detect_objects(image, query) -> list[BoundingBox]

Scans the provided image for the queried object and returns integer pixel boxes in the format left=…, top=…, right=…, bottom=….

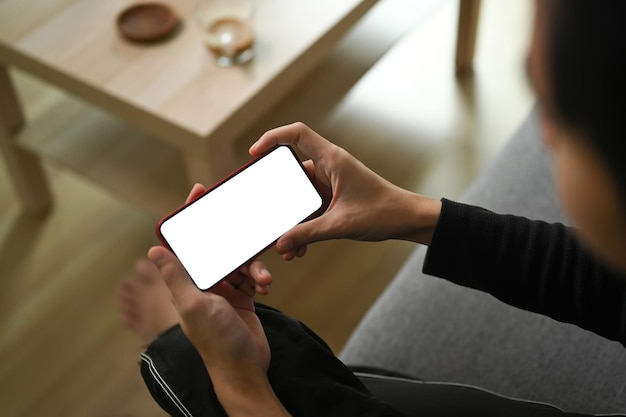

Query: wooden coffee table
left=0, top=0, right=377, bottom=216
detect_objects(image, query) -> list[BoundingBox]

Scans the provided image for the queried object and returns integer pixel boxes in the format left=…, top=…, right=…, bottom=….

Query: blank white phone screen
left=159, top=146, right=322, bottom=290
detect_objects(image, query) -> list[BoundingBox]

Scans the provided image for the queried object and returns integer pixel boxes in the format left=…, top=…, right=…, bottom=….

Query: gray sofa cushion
left=340, top=110, right=626, bottom=414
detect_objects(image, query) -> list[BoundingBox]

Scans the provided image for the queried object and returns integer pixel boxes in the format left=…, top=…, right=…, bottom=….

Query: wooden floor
left=0, top=1, right=533, bottom=416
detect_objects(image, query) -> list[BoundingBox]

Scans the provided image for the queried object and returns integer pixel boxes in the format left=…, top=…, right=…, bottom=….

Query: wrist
left=399, top=193, right=442, bottom=245
left=207, top=362, right=291, bottom=417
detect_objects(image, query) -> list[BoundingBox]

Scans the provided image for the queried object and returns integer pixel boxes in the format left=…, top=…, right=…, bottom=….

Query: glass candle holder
left=194, top=0, right=255, bottom=66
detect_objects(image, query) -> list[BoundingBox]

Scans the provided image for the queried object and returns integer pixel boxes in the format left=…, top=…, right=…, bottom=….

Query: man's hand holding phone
left=152, top=183, right=272, bottom=367
left=147, top=183, right=290, bottom=416
left=249, top=122, right=443, bottom=261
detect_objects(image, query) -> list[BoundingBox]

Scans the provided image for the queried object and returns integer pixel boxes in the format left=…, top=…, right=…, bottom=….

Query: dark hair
left=544, top=0, right=626, bottom=207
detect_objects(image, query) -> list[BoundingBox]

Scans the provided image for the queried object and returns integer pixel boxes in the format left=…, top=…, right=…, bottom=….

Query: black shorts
left=140, top=303, right=584, bottom=417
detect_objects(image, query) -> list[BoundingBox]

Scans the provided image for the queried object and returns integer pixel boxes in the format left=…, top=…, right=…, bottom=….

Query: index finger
left=249, top=122, right=332, bottom=162
left=148, top=246, right=199, bottom=304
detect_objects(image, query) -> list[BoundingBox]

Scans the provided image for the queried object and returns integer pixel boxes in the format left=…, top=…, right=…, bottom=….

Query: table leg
left=0, top=65, right=52, bottom=214
left=182, top=142, right=237, bottom=188
left=455, top=0, right=482, bottom=75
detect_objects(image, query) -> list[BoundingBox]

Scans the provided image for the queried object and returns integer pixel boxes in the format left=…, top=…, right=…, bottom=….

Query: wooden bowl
left=117, top=3, right=178, bottom=42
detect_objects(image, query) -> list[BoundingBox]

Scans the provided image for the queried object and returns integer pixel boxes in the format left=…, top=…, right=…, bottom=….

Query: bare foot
left=118, top=258, right=179, bottom=343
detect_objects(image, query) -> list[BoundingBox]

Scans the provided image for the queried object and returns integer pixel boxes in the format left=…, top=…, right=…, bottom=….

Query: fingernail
left=249, top=142, right=257, bottom=154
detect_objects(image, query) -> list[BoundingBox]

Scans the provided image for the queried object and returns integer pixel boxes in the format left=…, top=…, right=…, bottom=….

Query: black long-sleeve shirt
left=424, top=199, right=626, bottom=346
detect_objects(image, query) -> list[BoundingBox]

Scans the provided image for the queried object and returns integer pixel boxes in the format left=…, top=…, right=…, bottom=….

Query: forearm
left=423, top=199, right=626, bottom=343
left=206, top=361, right=292, bottom=417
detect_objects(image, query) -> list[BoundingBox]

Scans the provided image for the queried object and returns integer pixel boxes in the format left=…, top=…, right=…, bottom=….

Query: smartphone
left=157, top=145, right=323, bottom=290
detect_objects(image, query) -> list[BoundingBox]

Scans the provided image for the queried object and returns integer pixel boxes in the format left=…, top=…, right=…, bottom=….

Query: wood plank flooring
left=0, top=1, right=533, bottom=416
